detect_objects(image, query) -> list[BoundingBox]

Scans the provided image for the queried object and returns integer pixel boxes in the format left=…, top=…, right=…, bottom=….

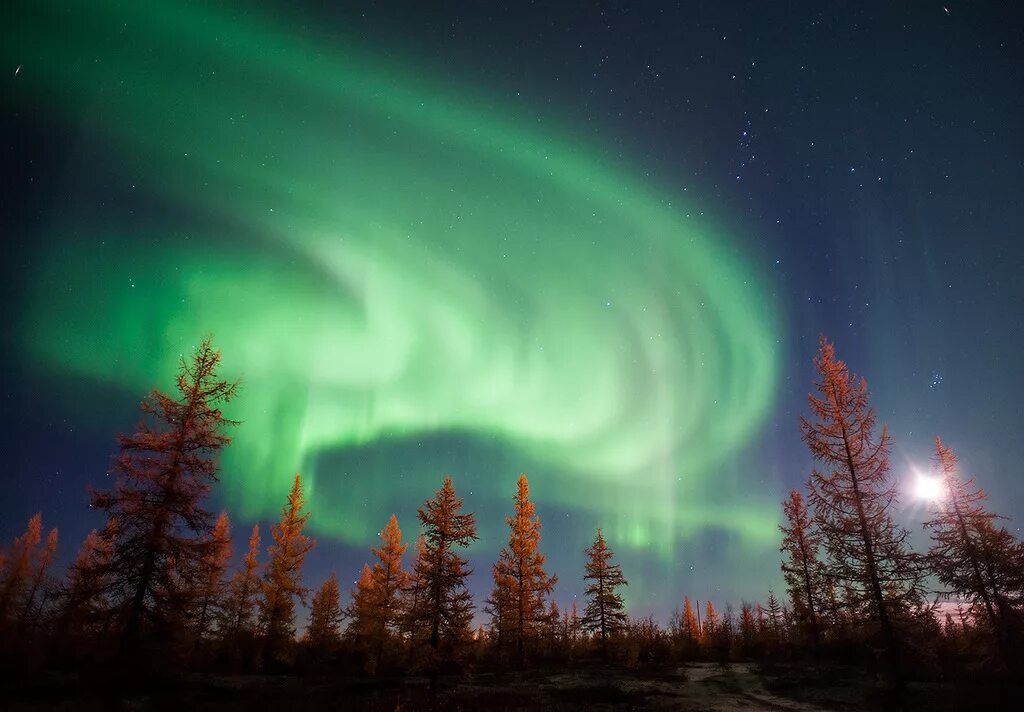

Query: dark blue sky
left=3, top=1, right=1023, bottom=622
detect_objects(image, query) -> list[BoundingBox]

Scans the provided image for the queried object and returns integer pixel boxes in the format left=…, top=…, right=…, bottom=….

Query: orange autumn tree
left=0, top=514, right=58, bottom=638
left=17, top=524, right=58, bottom=636
left=801, top=336, right=926, bottom=669
left=54, top=524, right=115, bottom=653
left=192, top=511, right=231, bottom=647
left=365, top=514, right=408, bottom=670
left=0, top=513, right=44, bottom=627
left=223, top=524, right=260, bottom=644
left=91, top=336, right=238, bottom=658
left=492, top=474, right=557, bottom=665
left=677, top=595, right=700, bottom=658
left=259, top=473, right=315, bottom=666
left=924, top=436, right=1024, bottom=663
left=305, top=572, right=343, bottom=654
left=347, top=563, right=376, bottom=653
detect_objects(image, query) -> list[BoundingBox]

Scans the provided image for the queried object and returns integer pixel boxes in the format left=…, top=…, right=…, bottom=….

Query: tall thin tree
left=405, top=476, right=477, bottom=659
left=679, top=595, right=700, bottom=658
left=801, top=336, right=925, bottom=667
left=581, top=528, right=628, bottom=657
left=780, top=489, right=824, bottom=645
left=0, top=513, right=44, bottom=627
left=347, top=563, right=377, bottom=654
left=924, top=436, right=1024, bottom=662
left=305, top=572, right=343, bottom=654
left=91, top=336, right=238, bottom=657
left=492, top=474, right=557, bottom=665
left=223, top=524, right=260, bottom=643
left=259, top=473, right=315, bottom=666
left=192, top=511, right=232, bottom=647
left=54, top=521, right=117, bottom=650
left=16, top=525, right=58, bottom=636
left=485, top=565, right=514, bottom=660
left=366, top=514, right=408, bottom=670
left=702, top=600, right=720, bottom=649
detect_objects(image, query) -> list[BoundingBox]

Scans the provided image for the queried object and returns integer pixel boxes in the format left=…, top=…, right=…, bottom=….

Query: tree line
left=0, top=336, right=1021, bottom=683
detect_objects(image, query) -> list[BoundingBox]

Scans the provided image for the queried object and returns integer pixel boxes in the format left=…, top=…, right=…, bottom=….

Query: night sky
left=3, top=0, right=1022, bottom=623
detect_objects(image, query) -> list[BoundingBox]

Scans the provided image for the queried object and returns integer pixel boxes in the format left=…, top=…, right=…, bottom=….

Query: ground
left=4, top=662, right=1021, bottom=710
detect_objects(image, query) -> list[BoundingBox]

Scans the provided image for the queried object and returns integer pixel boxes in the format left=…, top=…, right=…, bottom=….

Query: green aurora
left=7, top=1, right=780, bottom=581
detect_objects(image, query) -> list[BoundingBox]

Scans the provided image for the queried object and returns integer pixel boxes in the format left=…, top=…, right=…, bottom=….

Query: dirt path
left=451, top=662, right=846, bottom=710
left=673, top=662, right=837, bottom=711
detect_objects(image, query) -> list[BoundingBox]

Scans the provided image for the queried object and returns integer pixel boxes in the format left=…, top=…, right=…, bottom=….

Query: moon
left=914, top=473, right=944, bottom=502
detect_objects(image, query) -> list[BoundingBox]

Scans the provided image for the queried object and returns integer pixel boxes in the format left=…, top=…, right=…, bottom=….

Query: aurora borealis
left=4, top=1, right=1023, bottom=619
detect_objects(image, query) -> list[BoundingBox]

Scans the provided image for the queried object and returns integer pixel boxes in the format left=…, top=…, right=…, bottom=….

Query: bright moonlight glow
left=914, top=474, right=945, bottom=502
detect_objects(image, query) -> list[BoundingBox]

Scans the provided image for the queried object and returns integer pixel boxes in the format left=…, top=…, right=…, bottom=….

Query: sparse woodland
left=1, top=336, right=1023, bottom=706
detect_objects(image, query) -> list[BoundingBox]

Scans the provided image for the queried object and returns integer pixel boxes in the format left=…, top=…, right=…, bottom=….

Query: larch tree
left=485, top=563, right=514, bottom=658
left=55, top=525, right=115, bottom=649
left=755, top=603, right=772, bottom=651
left=405, top=475, right=477, bottom=659
left=581, top=528, right=627, bottom=657
left=259, top=473, right=316, bottom=666
left=702, top=600, right=720, bottom=645
left=679, top=595, right=701, bottom=657
left=545, top=599, right=561, bottom=654
left=90, top=336, right=238, bottom=656
left=346, top=563, right=376, bottom=656
left=765, top=590, right=784, bottom=641
left=739, top=602, right=758, bottom=655
left=366, top=514, right=408, bottom=670
left=924, top=436, right=1024, bottom=662
left=822, top=577, right=847, bottom=633
left=16, top=525, right=59, bottom=635
left=780, top=489, right=824, bottom=645
left=0, top=513, right=43, bottom=626
left=492, top=475, right=557, bottom=665
left=565, top=597, right=580, bottom=651
left=801, top=336, right=925, bottom=665
left=223, top=524, right=260, bottom=642
left=305, top=572, right=343, bottom=652
left=192, top=511, right=232, bottom=646
left=400, top=535, right=428, bottom=646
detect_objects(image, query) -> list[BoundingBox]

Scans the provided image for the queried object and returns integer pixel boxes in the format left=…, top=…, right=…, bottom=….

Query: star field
left=2, top=0, right=1023, bottom=621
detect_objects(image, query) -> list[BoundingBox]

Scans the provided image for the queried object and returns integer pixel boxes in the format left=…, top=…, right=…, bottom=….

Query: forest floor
left=4, top=661, right=1021, bottom=710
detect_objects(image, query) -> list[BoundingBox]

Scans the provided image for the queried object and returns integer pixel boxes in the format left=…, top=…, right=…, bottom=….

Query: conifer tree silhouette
left=780, top=489, right=824, bottom=645
left=405, top=476, right=477, bottom=662
left=924, top=436, right=1024, bottom=664
left=581, top=528, right=627, bottom=657
left=223, top=524, right=260, bottom=645
left=802, top=337, right=925, bottom=672
left=91, top=336, right=238, bottom=660
left=192, top=511, right=231, bottom=648
left=305, top=572, right=343, bottom=654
